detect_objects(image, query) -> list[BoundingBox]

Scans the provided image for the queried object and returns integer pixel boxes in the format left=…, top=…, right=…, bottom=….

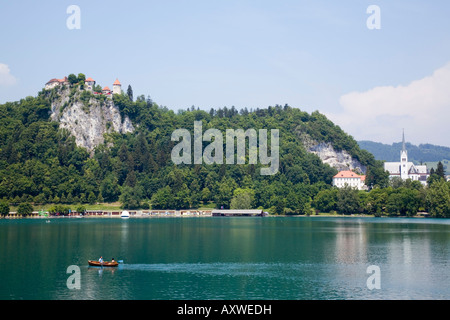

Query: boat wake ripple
left=119, top=262, right=304, bottom=278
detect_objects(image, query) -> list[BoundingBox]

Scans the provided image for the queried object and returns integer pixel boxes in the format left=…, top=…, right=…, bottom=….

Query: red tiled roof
left=334, top=170, right=365, bottom=180
left=85, top=77, right=95, bottom=82
left=46, top=77, right=68, bottom=84
left=46, top=78, right=59, bottom=84
left=103, top=86, right=111, bottom=91
left=113, top=78, right=121, bottom=85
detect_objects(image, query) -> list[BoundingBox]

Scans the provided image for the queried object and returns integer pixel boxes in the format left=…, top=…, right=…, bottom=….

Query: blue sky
left=1, top=1, right=450, bottom=147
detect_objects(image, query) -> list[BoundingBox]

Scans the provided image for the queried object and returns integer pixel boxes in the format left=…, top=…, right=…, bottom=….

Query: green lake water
left=0, top=216, right=449, bottom=300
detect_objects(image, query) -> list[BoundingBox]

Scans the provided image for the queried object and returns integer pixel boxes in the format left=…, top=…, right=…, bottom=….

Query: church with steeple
left=384, top=130, right=429, bottom=185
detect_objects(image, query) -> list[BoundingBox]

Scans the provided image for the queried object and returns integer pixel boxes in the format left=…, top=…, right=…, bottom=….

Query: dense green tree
left=336, top=186, right=361, bottom=214
left=68, top=74, right=77, bottom=85
left=0, top=202, right=9, bottom=217
left=189, top=179, right=201, bottom=208
left=66, top=192, right=74, bottom=204
left=127, top=85, right=133, bottom=102
left=17, top=202, right=33, bottom=216
left=201, top=187, right=211, bottom=204
left=93, top=84, right=103, bottom=93
left=427, top=173, right=442, bottom=186
left=120, top=186, right=143, bottom=209
left=366, top=188, right=389, bottom=216
left=365, top=161, right=390, bottom=188
left=100, top=174, right=120, bottom=202
left=436, top=161, right=446, bottom=180
left=49, top=204, right=71, bottom=215
left=151, top=186, right=174, bottom=210
left=77, top=73, right=86, bottom=84
left=230, top=188, right=255, bottom=209
left=214, top=177, right=238, bottom=209
left=312, top=188, right=338, bottom=213
left=79, top=193, right=87, bottom=204
left=124, top=170, right=137, bottom=188
left=426, top=179, right=450, bottom=218
left=272, top=196, right=286, bottom=215
left=285, top=193, right=312, bottom=215
left=174, top=184, right=191, bottom=209
left=88, top=192, right=97, bottom=205
left=386, top=188, right=420, bottom=216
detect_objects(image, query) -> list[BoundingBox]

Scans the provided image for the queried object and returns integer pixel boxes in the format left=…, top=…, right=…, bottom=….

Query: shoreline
left=1, top=213, right=439, bottom=220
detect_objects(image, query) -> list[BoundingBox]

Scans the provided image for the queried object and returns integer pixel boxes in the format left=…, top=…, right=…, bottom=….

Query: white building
left=113, top=78, right=122, bottom=95
left=384, top=131, right=429, bottom=185
left=333, top=170, right=367, bottom=190
left=85, top=77, right=96, bottom=91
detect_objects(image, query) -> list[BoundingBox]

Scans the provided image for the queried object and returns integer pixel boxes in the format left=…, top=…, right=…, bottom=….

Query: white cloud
left=326, top=62, right=450, bottom=147
left=0, top=63, right=17, bottom=86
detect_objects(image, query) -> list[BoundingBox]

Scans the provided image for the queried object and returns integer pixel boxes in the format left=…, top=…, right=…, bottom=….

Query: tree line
left=0, top=79, right=448, bottom=218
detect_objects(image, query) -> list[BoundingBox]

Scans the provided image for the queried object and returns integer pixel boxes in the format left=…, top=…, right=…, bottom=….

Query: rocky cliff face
left=49, top=87, right=134, bottom=152
left=299, top=132, right=366, bottom=174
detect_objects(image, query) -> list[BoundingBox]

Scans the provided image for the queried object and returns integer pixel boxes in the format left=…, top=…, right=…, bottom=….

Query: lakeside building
left=332, top=170, right=367, bottom=190
left=211, top=209, right=267, bottom=217
left=383, top=131, right=429, bottom=185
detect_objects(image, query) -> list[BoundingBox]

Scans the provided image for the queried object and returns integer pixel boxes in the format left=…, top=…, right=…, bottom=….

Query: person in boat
left=111, top=258, right=115, bottom=263
left=99, top=256, right=103, bottom=263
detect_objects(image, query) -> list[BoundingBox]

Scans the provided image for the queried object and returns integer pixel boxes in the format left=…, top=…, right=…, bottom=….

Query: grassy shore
left=9, top=201, right=219, bottom=213
left=10, top=202, right=123, bottom=212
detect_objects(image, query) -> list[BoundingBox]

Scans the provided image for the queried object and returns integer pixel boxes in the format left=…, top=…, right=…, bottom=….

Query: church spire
left=400, top=129, right=408, bottom=179
left=402, top=129, right=406, bottom=152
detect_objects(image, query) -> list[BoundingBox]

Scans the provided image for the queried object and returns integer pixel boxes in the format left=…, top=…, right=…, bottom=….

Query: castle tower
left=113, top=78, right=122, bottom=95
left=85, top=77, right=96, bottom=91
left=400, top=129, right=408, bottom=180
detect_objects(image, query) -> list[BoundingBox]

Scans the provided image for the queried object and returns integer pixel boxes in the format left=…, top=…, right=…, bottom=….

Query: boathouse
left=211, top=209, right=266, bottom=217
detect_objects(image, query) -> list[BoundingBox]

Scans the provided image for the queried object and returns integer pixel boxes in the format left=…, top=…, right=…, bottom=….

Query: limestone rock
left=299, top=132, right=366, bottom=174
left=49, top=87, right=134, bottom=152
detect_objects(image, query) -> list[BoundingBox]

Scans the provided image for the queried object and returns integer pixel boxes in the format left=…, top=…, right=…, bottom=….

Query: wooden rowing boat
left=88, top=260, right=119, bottom=267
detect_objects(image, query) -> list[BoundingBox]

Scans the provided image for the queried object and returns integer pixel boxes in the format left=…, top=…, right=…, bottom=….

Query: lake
left=0, top=216, right=449, bottom=300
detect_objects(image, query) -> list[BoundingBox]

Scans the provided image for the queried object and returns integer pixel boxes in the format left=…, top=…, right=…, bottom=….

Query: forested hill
left=0, top=76, right=386, bottom=211
left=358, top=140, right=450, bottom=163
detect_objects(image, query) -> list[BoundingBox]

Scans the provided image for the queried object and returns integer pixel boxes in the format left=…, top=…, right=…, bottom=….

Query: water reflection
left=333, top=220, right=368, bottom=264
left=87, top=266, right=120, bottom=276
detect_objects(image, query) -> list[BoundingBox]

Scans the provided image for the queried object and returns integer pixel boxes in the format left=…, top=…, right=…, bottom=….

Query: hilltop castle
left=44, top=76, right=69, bottom=89
left=384, top=131, right=429, bottom=185
left=45, top=76, right=122, bottom=97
